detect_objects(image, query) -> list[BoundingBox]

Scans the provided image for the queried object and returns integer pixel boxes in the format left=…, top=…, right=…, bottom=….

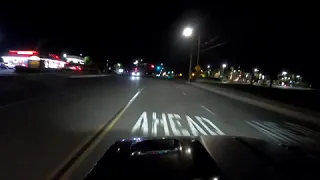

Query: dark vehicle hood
left=85, top=136, right=320, bottom=180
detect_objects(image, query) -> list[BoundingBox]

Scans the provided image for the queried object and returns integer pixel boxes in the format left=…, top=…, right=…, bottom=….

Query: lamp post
left=220, top=63, right=227, bottom=78
left=182, top=27, right=194, bottom=82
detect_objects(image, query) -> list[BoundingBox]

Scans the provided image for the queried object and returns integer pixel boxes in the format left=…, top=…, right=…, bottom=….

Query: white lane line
left=200, top=105, right=216, bottom=116
left=246, top=121, right=282, bottom=144
left=182, top=92, right=187, bottom=96
left=261, top=122, right=297, bottom=144
left=285, top=122, right=319, bottom=136
left=250, top=121, right=292, bottom=143
left=46, top=88, right=143, bottom=180
left=265, top=122, right=307, bottom=144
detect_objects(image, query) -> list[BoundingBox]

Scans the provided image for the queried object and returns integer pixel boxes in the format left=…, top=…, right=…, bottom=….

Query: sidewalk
left=190, top=81, right=320, bottom=124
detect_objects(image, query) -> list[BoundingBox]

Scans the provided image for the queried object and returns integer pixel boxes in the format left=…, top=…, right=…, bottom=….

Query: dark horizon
left=0, top=2, right=318, bottom=84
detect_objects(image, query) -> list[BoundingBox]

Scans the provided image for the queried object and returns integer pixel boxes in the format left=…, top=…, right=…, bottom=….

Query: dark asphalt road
left=1, top=75, right=320, bottom=180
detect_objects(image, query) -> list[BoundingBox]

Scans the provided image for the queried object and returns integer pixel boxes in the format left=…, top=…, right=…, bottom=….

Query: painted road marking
left=285, top=122, right=320, bottom=137
left=182, top=92, right=187, bottom=96
left=200, top=105, right=216, bottom=116
left=47, top=88, right=143, bottom=180
left=131, top=112, right=224, bottom=136
left=246, top=120, right=317, bottom=145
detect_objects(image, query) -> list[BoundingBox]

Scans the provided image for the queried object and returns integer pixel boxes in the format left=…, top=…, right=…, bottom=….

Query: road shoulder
left=190, top=82, right=320, bottom=124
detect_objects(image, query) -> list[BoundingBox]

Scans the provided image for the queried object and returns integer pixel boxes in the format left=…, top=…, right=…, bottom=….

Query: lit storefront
left=1, top=50, right=66, bottom=70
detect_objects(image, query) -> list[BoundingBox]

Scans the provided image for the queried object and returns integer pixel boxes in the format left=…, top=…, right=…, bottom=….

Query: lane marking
left=200, top=105, right=216, bottom=116
left=47, top=88, right=143, bottom=180
left=246, top=121, right=282, bottom=143
left=132, top=112, right=225, bottom=137
left=182, top=92, right=187, bottom=96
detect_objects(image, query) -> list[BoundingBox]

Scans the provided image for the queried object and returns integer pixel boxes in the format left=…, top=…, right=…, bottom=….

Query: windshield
left=0, top=2, right=319, bottom=180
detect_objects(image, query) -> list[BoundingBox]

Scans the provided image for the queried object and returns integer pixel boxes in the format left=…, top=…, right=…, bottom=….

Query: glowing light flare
left=1, top=56, right=29, bottom=63
left=66, top=57, right=84, bottom=64
left=29, top=56, right=40, bottom=60
left=9, top=50, right=38, bottom=55
left=182, top=27, right=193, bottom=37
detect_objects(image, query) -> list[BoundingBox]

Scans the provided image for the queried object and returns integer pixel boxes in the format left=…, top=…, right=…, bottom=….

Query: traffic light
left=156, top=66, right=161, bottom=70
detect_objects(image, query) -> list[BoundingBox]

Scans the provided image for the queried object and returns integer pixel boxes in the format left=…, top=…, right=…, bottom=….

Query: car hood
left=85, top=136, right=320, bottom=180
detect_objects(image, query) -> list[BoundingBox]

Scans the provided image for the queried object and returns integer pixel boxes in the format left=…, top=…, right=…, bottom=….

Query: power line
left=200, top=41, right=228, bottom=53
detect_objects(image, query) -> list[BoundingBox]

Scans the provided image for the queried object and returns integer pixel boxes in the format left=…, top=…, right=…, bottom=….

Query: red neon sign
left=9, top=50, right=38, bottom=56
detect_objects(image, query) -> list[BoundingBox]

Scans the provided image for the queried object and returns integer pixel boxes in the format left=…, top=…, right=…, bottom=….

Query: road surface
left=1, top=75, right=320, bottom=180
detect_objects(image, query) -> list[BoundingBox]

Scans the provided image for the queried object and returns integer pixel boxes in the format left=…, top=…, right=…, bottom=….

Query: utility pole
left=196, top=36, right=200, bottom=66
left=188, top=51, right=193, bottom=82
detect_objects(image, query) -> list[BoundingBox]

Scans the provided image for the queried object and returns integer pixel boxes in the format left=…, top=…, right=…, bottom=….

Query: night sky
left=0, top=2, right=319, bottom=85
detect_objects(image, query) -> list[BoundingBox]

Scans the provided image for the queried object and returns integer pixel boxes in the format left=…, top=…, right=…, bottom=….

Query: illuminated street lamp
left=220, top=63, right=227, bottom=78
left=182, top=27, right=193, bottom=37
left=254, top=68, right=259, bottom=72
left=296, top=75, right=301, bottom=78
left=207, top=65, right=211, bottom=68
left=133, top=60, right=138, bottom=65
left=282, top=71, right=287, bottom=75
left=182, top=26, right=194, bottom=82
left=63, top=53, right=67, bottom=58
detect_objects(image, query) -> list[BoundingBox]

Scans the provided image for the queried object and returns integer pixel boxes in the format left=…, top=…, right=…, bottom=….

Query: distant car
left=132, top=71, right=140, bottom=76
left=69, top=65, right=82, bottom=71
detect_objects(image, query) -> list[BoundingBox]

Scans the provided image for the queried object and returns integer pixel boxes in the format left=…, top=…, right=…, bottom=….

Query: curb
left=190, top=82, right=320, bottom=124
left=69, top=74, right=110, bottom=78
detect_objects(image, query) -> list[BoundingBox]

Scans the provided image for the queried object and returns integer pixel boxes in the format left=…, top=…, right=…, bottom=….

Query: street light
left=63, top=53, right=67, bottom=58
left=282, top=71, right=287, bottom=75
left=207, top=65, right=211, bottom=68
left=220, top=63, right=227, bottom=78
left=182, top=27, right=193, bottom=37
left=254, top=68, right=259, bottom=72
left=133, top=60, right=138, bottom=65
left=182, top=26, right=194, bottom=82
